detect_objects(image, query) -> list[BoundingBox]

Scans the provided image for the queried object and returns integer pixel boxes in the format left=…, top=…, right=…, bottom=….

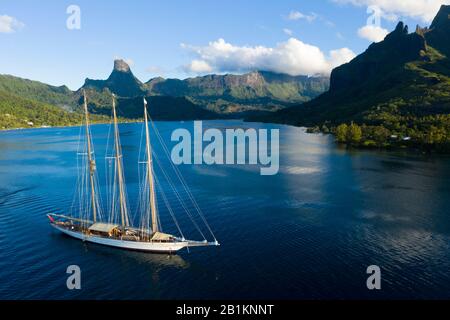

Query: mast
left=83, top=90, right=97, bottom=223
left=112, top=94, right=128, bottom=229
left=144, top=98, right=159, bottom=233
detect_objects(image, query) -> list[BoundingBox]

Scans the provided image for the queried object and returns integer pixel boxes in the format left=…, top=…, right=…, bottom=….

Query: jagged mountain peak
left=261, top=5, right=450, bottom=130
left=430, top=4, right=450, bottom=29
left=329, top=18, right=427, bottom=91
left=394, top=21, right=408, bottom=34
left=80, top=62, right=329, bottom=111
left=82, top=60, right=143, bottom=97
left=425, top=5, right=450, bottom=56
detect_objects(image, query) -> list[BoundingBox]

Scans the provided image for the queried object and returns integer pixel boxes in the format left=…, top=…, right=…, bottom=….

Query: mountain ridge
left=83, top=59, right=144, bottom=98
left=251, top=5, right=450, bottom=150
left=0, top=74, right=76, bottom=109
left=81, top=59, right=329, bottom=114
left=1, top=60, right=329, bottom=128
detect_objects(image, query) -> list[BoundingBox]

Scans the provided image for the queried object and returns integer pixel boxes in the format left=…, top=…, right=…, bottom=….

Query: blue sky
left=0, top=0, right=447, bottom=89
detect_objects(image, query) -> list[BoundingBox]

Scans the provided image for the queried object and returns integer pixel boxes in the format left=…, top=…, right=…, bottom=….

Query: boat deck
left=52, top=220, right=177, bottom=243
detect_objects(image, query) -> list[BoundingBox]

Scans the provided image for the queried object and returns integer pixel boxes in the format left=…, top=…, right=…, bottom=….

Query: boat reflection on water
left=77, top=241, right=191, bottom=284
left=123, top=250, right=190, bottom=269
left=80, top=240, right=190, bottom=269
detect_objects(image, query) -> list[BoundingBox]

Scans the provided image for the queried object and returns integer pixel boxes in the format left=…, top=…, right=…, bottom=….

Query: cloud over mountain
left=181, top=38, right=356, bottom=76
left=358, top=25, right=389, bottom=42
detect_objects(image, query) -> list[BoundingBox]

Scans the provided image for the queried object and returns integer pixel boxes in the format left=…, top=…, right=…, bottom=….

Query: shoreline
left=245, top=119, right=450, bottom=155
left=0, top=119, right=142, bottom=133
left=2, top=119, right=449, bottom=156
left=0, top=117, right=246, bottom=133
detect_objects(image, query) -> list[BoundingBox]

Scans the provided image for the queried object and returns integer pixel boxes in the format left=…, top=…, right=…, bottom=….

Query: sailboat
left=48, top=91, right=219, bottom=253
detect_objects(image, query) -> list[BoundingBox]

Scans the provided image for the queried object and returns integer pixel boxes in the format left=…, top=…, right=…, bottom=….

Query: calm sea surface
left=1, top=120, right=450, bottom=299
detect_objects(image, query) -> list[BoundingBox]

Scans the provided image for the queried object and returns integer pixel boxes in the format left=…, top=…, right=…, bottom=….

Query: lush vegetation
left=0, top=90, right=107, bottom=130
left=262, top=6, right=450, bottom=153
left=304, top=52, right=450, bottom=152
left=308, top=116, right=450, bottom=152
left=0, top=74, right=76, bottom=108
left=83, top=60, right=329, bottom=115
left=0, top=58, right=330, bottom=130
left=146, top=71, right=329, bottom=114
left=2, top=6, right=450, bottom=145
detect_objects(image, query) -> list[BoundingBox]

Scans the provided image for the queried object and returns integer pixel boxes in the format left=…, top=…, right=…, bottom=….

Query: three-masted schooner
left=48, top=91, right=219, bottom=253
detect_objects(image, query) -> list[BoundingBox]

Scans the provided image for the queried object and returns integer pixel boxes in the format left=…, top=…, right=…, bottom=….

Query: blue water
left=1, top=120, right=450, bottom=299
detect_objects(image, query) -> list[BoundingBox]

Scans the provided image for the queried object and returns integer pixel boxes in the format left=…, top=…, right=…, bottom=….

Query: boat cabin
left=88, top=223, right=119, bottom=237
left=151, top=231, right=175, bottom=242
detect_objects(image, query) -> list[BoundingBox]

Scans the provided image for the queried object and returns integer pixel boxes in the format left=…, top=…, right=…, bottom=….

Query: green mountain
left=258, top=5, right=450, bottom=150
left=0, top=74, right=76, bottom=109
left=145, top=71, right=329, bottom=113
left=0, top=57, right=329, bottom=128
left=78, top=89, right=218, bottom=120
left=0, top=60, right=220, bottom=126
left=0, top=89, right=106, bottom=130
left=77, top=87, right=220, bottom=121
left=83, top=59, right=144, bottom=98
left=81, top=59, right=328, bottom=115
left=114, top=96, right=218, bottom=120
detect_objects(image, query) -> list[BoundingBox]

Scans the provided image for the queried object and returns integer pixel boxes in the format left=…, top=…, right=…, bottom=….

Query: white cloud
left=357, top=25, right=389, bottom=42
left=333, top=0, right=450, bottom=23
left=181, top=38, right=356, bottom=76
left=283, top=28, right=293, bottom=36
left=286, top=10, right=335, bottom=28
left=324, top=19, right=336, bottom=28
left=0, top=15, right=24, bottom=33
left=329, top=48, right=357, bottom=69
left=114, top=56, right=134, bottom=67
left=184, top=59, right=213, bottom=73
left=125, top=58, right=134, bottom=67
left=287, top=10, right=317, bottom=22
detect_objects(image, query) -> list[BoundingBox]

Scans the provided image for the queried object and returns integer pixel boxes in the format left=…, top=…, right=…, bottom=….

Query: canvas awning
left=88, top=223, right=119, bottom=234
left=151, top=232, right=174, bottom=241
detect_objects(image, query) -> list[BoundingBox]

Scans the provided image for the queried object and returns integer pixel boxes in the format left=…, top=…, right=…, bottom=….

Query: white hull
left=51, top=224, right=201, bottom=253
